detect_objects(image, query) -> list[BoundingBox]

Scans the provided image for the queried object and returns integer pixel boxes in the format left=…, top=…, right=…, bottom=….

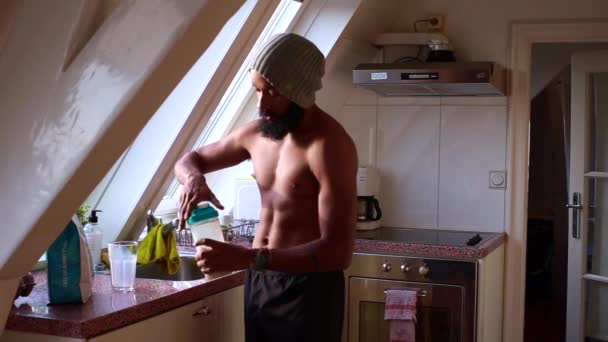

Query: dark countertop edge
left=6, top=271, right=247, bottom=339
left=7, top=234, right=506, bottom=338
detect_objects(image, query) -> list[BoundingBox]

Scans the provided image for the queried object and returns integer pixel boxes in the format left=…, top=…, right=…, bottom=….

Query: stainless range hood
left=352, top=62, right=505, bottom=96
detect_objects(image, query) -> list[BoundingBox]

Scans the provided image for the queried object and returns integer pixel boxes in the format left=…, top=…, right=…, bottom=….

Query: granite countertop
left=7, top=231, right=505, bottom=338
left=354, top=230, right=506, bottom=260
left=7, top=270, right=246, bottom=338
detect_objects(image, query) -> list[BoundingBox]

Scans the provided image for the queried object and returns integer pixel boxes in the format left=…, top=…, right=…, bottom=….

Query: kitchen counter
left=6, top=270, right=245, bottom=339
left=6, top=230, right=505, bottom=338
left=354, top=228, right=506, bottom=260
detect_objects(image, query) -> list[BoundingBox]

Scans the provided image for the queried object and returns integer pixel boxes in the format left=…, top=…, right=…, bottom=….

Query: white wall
left=329, top=0, right=608, bottom=231
left=396, top=0, right=608, bottom=66
left=316, top=0, right=407, bottom=115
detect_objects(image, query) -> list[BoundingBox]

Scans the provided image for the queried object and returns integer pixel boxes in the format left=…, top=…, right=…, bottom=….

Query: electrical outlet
left=489, top=170, right=507, bottom=189
left=428, top=15, right=444, bottom=31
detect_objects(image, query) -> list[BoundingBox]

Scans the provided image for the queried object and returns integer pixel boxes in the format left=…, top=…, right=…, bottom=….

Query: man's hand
left=178, top=174, right=224, bottom=229
left=194, top=239, right=252, bottom=273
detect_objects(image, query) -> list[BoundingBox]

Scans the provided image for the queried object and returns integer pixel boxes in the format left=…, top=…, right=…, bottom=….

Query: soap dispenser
left=84, top=210, right=103, bottom=266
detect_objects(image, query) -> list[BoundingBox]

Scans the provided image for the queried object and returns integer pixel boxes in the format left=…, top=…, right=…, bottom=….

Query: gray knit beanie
left=250, top=33, right=325, bottom=108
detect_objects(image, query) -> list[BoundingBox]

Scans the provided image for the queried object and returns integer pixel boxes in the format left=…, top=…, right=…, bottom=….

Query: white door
left=567, top=50, right=608, bottom=342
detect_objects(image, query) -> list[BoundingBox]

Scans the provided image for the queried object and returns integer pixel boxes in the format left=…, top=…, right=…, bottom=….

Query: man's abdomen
left=254, top=196, right=320, bottom=249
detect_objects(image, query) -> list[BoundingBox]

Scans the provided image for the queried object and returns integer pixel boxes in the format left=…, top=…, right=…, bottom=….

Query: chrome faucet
left=146, top=210, right=156, bottom=233
left=146, top=210, right=180, bottom=234
left=146, top=210, right=191, bottom=245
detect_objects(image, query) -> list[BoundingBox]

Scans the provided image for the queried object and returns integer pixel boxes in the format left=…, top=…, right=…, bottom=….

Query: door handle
left=566, top=192, right=583, bottom=239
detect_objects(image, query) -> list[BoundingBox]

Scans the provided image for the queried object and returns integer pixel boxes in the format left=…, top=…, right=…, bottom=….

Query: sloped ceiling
left=0, top=0, right=244, bottom=278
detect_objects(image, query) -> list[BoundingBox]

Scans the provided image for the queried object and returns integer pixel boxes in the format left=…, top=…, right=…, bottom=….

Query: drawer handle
left=193, top=306, right=212, bottom=317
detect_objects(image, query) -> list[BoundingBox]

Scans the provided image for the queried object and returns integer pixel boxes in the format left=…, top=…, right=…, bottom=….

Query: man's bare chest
left=248, top=142, right=319, bottom=200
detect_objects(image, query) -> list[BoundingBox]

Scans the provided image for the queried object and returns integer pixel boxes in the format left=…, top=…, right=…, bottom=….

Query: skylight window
left=81, top=0, right=303, bottom=246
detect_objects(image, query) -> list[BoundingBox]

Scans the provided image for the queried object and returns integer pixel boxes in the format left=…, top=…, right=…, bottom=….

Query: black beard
left=258, top=102, right=305, bottom=140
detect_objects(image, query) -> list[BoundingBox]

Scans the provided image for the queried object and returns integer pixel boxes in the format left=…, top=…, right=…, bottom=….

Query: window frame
left=165, top=0, right=305, bottom=199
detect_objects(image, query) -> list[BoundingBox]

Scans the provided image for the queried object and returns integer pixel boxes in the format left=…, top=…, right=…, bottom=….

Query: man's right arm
left=174, top=123, right=254, bottom=227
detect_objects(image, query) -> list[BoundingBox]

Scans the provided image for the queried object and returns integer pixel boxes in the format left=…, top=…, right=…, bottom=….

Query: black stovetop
left=355, top=227, right=496, bottom=247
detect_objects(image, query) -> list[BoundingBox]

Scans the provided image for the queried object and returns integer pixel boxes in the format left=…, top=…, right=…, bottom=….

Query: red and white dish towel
left=384, top=289, right=418, bottom=342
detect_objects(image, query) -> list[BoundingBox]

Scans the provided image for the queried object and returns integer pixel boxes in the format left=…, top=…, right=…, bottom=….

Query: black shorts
left=244, top=270, right=345, bottom=342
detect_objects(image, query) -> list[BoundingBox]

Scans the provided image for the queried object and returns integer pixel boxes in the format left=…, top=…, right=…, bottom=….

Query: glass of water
left=108, top=241, right=138, bottom=292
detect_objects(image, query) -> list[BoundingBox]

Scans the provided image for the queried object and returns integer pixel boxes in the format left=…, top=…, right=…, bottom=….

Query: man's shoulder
left=307, top=113, right=358, bottom=180
left=234, top=120, right=260, bottom=135
left=316, top=112, right=355, bottom=149
left=308, top=112, right=357, bottom=163
left=230, top=120, right=262, bottom=142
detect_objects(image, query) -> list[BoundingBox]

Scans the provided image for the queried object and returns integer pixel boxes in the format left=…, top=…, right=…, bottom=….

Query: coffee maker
left=356, top=167, right=382, bottom=230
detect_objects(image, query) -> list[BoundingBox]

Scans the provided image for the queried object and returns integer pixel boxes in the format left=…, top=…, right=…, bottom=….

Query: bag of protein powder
left=47, top=215, right=94, bottom=304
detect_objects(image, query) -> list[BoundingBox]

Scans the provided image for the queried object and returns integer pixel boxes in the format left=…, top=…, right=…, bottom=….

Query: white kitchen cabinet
left=377, top=105, right=441, bottom=228
left=91, top=285, right=244, bottom=342
left=335, top=105, right=378, bottom=167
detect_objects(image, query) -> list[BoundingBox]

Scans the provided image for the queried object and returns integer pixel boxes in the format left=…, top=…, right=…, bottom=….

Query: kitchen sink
left=135, top=256, right=204, bottom=281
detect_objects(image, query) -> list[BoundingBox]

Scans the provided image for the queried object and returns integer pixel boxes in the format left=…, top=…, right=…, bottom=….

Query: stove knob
left=419, top=264, right=430, bottom=276
left=400, top=264, right=411, bottom=273
left=382, top=262, right=392, bottom=272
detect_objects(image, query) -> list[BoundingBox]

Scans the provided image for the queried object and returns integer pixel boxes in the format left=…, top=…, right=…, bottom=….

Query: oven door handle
left=384, top=289, right=428, bottom=297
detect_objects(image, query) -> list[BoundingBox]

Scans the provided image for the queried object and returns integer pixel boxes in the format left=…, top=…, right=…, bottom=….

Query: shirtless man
left=174, top=33, right=357, bottom=342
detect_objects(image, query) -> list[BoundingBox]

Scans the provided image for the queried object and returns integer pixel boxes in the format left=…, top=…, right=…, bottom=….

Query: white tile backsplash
left=335, top=105, right=378, bottom=166
left=345, top=86, right=378, bottom=105
left=377, top=105, right=440, bottom=228
left=438, top=105, right=507, bottom=231
left=338, top=98, right=508, bottom=232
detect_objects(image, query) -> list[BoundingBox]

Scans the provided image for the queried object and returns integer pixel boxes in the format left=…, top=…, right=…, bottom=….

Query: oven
left=346, top=253, right=477, bottom=342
